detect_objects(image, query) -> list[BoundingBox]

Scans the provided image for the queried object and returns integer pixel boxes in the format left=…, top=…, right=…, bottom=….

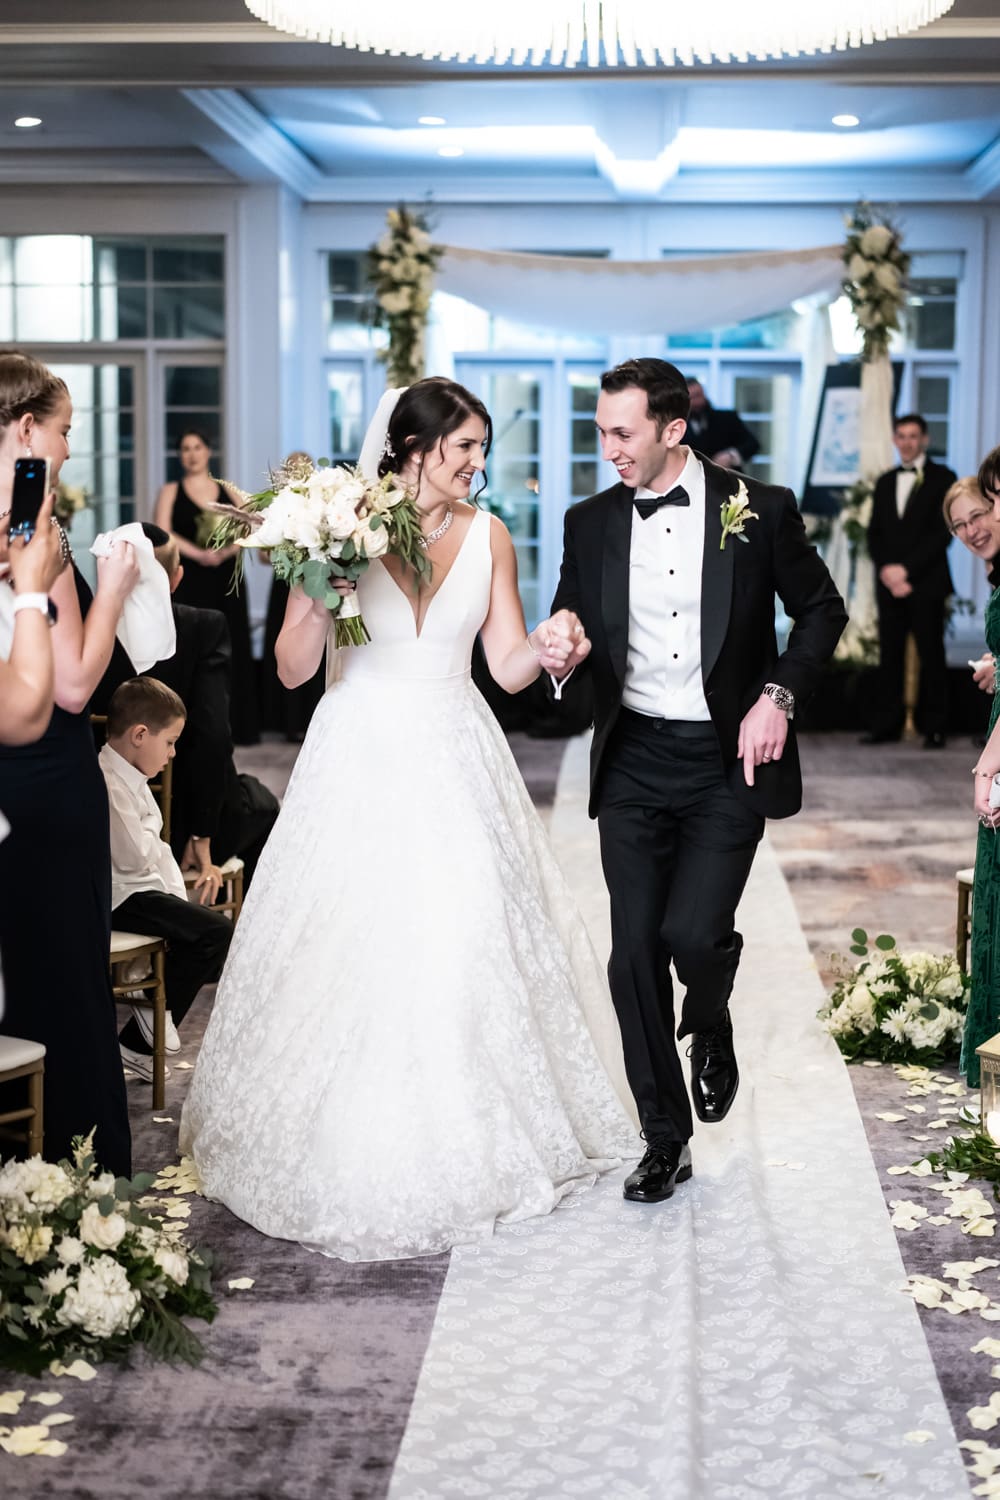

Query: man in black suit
left=862, top=413, right=957, bottom=748
left=685, top=379, right=760, bottom=471
left=548, top=358, right=846, bottom=1205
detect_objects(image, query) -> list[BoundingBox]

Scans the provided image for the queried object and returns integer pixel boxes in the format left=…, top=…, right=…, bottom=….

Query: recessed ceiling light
left=14, top=116, right=42, bottom=129
left=437, top=146, right=464, bottom=158
left=419, top=115, right=446, bottom=126
left=832, top=114, right=860, bottom=128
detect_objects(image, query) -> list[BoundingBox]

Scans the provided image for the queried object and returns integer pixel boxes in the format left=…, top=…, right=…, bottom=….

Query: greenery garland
left=841, top=201, right=911, bottom=362
left=368, top=205, right=443, bottom=388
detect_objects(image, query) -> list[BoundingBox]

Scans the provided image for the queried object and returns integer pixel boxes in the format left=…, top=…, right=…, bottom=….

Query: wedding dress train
left=180, top=508, right=639, bottom=1261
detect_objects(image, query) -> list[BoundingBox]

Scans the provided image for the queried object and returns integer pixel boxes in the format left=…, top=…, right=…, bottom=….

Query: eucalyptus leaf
left=875, top=934, right=896, bottom=951
left=851, top=928, right=868, bottom=945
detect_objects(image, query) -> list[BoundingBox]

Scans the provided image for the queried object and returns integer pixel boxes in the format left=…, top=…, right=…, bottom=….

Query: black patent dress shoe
left=922, top=732, right=947, bottom=749
left=688, top=1009, right=739, bottom=1123
left=623, top=1140, right=693, bottom=1203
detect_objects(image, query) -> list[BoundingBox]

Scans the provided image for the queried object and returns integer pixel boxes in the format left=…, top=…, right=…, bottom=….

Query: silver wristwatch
left=762, top=682, right=795, bottom=719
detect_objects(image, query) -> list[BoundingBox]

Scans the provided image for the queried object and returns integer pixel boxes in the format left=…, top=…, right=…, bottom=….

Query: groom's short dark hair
left=601, top=359, right=690, bottom=435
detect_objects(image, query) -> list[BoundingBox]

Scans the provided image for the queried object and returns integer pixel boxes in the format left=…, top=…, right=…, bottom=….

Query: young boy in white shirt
left=100, top=677, right=232, bottom=1082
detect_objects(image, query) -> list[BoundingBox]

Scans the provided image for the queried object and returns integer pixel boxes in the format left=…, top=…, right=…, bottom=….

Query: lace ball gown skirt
left=180, top=671, right=638, bottom=1262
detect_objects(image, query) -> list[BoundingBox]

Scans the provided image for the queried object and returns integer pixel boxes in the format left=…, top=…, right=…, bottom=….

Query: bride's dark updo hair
left=378, top=378, right=492, bottom=499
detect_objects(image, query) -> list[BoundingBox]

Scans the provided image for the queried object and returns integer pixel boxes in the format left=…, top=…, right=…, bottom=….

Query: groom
left=548, top=358, right=846, bottom=1204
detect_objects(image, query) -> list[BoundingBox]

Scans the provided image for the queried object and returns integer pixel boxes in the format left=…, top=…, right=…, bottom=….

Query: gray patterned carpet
left=0, top=728, right=991, bottom=1497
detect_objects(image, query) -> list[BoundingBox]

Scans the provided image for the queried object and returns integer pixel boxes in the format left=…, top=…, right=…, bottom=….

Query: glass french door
left=30, top=351, right=144, bottom=590
left=717, top=362, right=800, bottom=487
left=153, top=351, right=225, bottom=486
left=456, top=359, right=611, bottom=628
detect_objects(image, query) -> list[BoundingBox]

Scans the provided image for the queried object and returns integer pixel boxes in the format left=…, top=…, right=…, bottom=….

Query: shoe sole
left=623, top=1163, right=693, bottom=1203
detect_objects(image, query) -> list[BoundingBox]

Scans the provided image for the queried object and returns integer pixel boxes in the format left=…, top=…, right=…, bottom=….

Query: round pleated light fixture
left=244, top=0, right=954, bottom=66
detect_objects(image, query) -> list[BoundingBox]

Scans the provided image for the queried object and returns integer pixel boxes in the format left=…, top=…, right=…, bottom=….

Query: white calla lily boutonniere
left=719, top=481, right=759, bottom=551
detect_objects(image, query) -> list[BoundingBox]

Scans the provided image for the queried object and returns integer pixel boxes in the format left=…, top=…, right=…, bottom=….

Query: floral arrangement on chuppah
left=818, top=928, right=969, bottom=1066
left=368, top=205, right=443, bottom=387
left=840, top=202, right=911, bottom=361
left=0, top=1133, right=216, bottom=1376
left=208, top=455, right=431, bottom=648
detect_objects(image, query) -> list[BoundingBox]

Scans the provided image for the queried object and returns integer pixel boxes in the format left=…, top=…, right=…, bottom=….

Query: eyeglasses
left=950, top=509, right=993, bottom=537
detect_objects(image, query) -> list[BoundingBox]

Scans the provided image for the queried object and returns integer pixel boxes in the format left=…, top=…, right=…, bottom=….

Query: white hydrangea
left=0, top=1156, right=73, bottom=1213
left=56, top=1255, right=140, bottom=1340
left=55, top=1235, right=86, bottom=1267
left=3, top=1222, right=53, bottom=1264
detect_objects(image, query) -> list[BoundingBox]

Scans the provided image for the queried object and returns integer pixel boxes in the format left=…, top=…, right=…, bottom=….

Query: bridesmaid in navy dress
left=0, top=350, right=139, bottom=1176
left=154, top=430, right=260, bottom=745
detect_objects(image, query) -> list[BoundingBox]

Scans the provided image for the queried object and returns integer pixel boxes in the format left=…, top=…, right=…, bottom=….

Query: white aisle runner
left=388, top=738, right=966, bottom=1499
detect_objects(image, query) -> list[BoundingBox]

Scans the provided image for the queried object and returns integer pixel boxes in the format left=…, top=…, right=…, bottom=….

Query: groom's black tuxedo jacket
left=551, top=454, right=847, bottom=821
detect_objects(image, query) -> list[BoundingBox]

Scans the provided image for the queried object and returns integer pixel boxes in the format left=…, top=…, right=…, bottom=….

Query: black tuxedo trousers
left=597, top=709, right=763, bottom=1142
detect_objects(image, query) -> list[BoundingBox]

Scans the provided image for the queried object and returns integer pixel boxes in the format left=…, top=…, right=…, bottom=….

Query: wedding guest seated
left=100, top=677, right=232, bottom=1081
left=141, top=522, right=279, bottom=889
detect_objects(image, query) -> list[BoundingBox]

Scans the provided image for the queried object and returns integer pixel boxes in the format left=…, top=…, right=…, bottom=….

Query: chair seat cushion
left=957, top=867, right=975, bottom=885
left=0, top=1035, right=46, bottom=1070
left=110, top=931, right=162, bottom=957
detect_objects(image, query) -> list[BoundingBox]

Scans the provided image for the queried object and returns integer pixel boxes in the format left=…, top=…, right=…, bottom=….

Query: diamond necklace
left=418, top=505, right=454, bottom=549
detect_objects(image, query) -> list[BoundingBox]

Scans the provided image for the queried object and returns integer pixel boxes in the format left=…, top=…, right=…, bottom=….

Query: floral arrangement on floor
left=0, top=1133, right=216, bottom=1376
left=208, top=455, right=431, bottom=647
left=368, top=205, right=443, bottom=387
left=841, top=202, right=911, bottom=361
left=818, top=928, right=969, bottom=1065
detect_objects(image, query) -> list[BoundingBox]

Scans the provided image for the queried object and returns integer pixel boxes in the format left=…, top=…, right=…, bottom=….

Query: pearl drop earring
left=23, top=442, right=32, bottom=458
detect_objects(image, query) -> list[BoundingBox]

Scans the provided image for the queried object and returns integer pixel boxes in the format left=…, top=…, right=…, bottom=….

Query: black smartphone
left=9, top=457, right=52, bottom=540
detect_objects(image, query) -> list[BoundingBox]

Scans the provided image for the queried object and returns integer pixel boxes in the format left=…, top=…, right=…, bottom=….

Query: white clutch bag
left=990, top=775, right=1000, bottom=809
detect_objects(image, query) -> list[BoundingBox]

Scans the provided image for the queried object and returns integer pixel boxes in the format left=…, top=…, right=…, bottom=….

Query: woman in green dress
left=957, top=454, right=1000, bottom=1083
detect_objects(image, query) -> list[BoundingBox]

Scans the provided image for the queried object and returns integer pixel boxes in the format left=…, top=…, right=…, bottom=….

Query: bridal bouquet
left=0, top=1133, right=216, bottom=1375
left=817, top=928, right=969, bottom=1066
left=210, top=458, right=430, bottom=647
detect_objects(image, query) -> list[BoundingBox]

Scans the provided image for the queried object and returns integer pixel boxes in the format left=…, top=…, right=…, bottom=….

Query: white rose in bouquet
left=79, top=1201, right=128, bottom=1252
left=356, top=521, right=390, bottom=559
left=325, top=491, right=363, bottom=540
left=0, top=1157, right=74, bottom=1213
left=86, top=1171, right=117, bottom=1202
left=57, top=1254, right=140, bottom=1339
left=283, top=493, right=326, bottom=553
left=860, top=224, right=894, bottom=258
left=153, top=1246, right=190, bottom=1287
left=248, top=489, right=295, bottom=550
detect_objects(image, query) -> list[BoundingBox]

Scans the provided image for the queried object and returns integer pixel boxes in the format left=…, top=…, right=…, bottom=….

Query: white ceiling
left=1, top=1, right=999, bottom=203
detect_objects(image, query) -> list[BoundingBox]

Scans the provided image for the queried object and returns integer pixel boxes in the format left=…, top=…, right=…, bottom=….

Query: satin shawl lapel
left=700, top=458, right=736, bottom=683
left=600, top=484, right=632, bottom=685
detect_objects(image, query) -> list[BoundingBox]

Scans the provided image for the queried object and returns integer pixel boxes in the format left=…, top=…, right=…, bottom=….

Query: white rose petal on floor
left=387, top=736, right=968, bottom=1498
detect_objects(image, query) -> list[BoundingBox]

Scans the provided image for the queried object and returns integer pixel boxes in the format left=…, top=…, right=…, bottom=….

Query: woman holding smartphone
left=0, top=350, right=139, bottom=1175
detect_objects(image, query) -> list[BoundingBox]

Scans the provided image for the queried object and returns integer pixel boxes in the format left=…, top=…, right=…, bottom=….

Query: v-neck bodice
left=338, top=507, right=492, bottom=686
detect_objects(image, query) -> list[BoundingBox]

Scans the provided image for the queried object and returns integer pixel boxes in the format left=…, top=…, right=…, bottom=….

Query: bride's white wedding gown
left=180, top=508, right=639, bottom=1261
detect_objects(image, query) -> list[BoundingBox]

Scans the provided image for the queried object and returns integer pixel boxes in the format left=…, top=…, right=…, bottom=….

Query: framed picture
left=801, top=361, right=903, bottom=514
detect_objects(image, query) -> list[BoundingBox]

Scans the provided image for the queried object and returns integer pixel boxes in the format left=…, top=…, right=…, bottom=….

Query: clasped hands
left=879, top=563, right=913, bottom=599
left=529, top=608, right=591, bottom=678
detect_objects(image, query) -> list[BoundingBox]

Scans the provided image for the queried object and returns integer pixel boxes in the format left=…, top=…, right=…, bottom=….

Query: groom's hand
left=738, top=695, right=789, bottom=786
left=531, top=609, right=591, bottom=678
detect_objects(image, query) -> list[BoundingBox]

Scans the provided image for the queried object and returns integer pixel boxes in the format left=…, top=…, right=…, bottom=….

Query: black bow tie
left=900, top=466, right=918, bottom=473
left=633, top=486, right=690, bottom=521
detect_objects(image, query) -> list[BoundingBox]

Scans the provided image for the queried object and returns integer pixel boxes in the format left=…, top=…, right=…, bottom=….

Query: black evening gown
left=259, top=575, right=325, bottom=739
left=170, top=481, right=260, bottom=745
left=0, top=569, right=131, bottom=1176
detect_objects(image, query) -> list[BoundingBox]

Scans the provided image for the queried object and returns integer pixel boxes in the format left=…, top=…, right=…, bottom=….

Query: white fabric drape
left=435, top=242, right=844, bottom=336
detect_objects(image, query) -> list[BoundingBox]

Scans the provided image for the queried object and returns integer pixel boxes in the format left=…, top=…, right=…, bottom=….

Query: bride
left=180, top=378, right=639, bottom=1262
